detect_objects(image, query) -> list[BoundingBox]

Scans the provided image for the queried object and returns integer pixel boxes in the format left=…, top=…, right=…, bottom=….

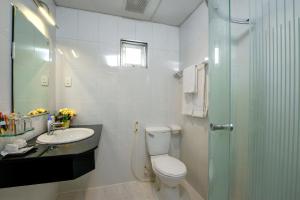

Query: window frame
left=120, top=39, right=148, bottom=68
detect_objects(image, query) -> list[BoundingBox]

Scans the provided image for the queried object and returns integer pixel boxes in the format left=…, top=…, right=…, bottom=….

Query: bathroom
left=0, top=0, right=299, bottom=200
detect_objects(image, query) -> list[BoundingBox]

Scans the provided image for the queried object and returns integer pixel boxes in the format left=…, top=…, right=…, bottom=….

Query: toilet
left=145, top=126, right=187, bottom=200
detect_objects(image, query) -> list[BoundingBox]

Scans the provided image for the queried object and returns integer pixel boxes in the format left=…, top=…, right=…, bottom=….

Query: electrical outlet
left=134, top=121, right=139, bottom=133
left=65, top=76, right=72, bottom=87
left=41, top=75, right=49, bottom=86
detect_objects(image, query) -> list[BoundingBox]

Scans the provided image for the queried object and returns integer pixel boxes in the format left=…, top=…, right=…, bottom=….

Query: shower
left=208, top=0, right=300, bottom=200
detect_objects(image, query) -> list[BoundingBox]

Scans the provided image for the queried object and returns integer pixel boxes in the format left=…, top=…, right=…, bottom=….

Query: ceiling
left=54, top=0, right=203, bottom=26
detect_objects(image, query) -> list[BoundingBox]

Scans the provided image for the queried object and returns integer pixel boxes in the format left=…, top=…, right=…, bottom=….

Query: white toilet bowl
left=151, top=154, right=187, bottom=200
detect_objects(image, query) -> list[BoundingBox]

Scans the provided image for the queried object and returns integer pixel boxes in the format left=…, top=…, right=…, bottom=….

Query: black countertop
left=0, top=124, right=102, bottom=188
left=0, top=124, right=102, bottom=161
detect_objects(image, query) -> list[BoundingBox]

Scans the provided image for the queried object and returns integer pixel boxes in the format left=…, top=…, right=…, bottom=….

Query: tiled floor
left=57, top=181, right=204, bottom=200
left=57, top=181, right=157, bottom=200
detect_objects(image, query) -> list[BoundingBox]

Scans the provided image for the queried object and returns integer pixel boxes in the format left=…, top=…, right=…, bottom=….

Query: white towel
left=183, top=65, right=197, bottom=93
left=182, top=94, right=193, bottom=115
left=182, top=64, right=208, bottom=118
left=192, top=64, right=208, bottom=118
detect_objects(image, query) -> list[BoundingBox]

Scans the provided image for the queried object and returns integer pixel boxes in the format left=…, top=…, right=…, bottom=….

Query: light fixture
left=71, top=49, right=79, bottom=58
left=33, top=0, right=57, bottom=27
left=22, top=8, right=46, bottom=35
left=57, top=48, right=64, bottom=55
left=39, top=6, right=55, bottom=26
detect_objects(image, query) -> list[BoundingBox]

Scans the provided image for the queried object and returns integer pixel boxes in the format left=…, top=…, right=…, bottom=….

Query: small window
left=120, top=40, right=148, bottom=68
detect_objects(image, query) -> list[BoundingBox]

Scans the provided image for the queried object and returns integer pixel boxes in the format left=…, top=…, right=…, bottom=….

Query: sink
left=37, top=128, right=94, bottom=145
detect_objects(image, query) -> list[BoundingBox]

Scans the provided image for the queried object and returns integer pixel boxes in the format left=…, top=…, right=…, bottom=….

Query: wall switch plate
left=65, top=76, right=72, bottom=87
left=41, top=76, right=49, bottom=86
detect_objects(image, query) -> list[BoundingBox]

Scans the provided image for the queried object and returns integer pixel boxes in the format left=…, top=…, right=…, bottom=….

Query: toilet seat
left=152, top=155, right=187, bottom=178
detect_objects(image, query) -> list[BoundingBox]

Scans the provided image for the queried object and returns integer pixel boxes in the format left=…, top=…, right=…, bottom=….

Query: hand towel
left=181, top=64, right=208, bottom=118
left=182, top=94, right=194, bottom=115
left=183, top=65, right=197, bottom=93
left=192, top=64, right=208, bottom=118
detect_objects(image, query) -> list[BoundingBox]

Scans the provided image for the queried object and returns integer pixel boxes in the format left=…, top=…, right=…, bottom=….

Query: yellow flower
left=27, top=108, right=47, bottom=116
left=58, top=108, right=77, bottom=117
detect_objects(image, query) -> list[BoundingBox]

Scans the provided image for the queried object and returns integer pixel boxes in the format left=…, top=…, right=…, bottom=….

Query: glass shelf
left=0, top=128, right=34, bottom=138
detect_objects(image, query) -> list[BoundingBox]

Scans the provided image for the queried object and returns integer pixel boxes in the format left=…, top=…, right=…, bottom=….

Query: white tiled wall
left=55, top=7, right=181, bottom=192
left=179, top=4, right=209, bottom=199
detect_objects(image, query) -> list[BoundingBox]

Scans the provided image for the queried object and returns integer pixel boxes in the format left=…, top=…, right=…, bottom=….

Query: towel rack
left=174, top=58, right=209, bottom=79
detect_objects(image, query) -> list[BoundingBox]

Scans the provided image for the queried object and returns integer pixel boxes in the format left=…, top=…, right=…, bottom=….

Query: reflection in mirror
left=12, top=7, right=50, bottom=115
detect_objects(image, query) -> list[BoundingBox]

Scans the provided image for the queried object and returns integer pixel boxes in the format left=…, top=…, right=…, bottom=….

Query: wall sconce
left=71, top=49, right=79, bottom=58
left=33, top=0, right=57, bottom=27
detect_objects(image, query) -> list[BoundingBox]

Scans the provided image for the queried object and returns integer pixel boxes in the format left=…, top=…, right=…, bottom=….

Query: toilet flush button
left=65, top=77, right=72, bottom=87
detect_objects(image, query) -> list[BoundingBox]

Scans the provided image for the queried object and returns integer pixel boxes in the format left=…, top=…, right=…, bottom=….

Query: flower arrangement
left=27, top=108, right=48, bottom=116
left=56, top=108, right=77, bottom=128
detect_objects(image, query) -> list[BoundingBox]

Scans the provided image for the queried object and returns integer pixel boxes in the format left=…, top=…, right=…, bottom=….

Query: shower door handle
left=210, top=123, right=234, bottom=131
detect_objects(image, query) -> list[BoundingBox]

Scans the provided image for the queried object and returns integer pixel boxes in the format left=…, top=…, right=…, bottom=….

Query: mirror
left=12, top=7, right=50, bottom=115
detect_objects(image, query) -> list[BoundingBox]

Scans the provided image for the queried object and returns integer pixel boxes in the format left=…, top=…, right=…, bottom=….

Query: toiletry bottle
left=0, top=112, right=8, bottom=134
left=4, top=115, right=8, bottom=131
left=51, top=115, right=55, bottom=123
left=0, top=112, right=4, bottom=134
left=9, top=113, right=16, bottom=135
left=47, top=114, right=52, bottom=132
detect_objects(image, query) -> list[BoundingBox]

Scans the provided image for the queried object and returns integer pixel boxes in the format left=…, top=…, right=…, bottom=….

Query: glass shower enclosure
left=208, top=0, right=300, bottom=199
left=208, top=0, right=231, bottom=199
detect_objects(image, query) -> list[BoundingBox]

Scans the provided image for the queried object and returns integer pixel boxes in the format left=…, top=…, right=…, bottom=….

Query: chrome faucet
left=47, top=122, right=65, bottom=135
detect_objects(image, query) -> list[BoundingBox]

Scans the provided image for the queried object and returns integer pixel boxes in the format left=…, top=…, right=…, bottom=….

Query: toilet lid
left=153, top=156, right=187, bottom=177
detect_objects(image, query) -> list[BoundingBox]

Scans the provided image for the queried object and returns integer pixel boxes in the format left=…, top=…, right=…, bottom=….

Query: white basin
left=37, top=128, right=94, bottom=145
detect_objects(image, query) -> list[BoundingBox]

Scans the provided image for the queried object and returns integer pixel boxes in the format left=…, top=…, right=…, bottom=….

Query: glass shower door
left=208, top=0, right=232, bottom=200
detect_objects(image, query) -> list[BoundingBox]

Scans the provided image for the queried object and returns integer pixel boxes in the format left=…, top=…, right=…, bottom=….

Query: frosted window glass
left=121, top=40, right=147, bottom=68
left=124, top=47, right=142, bottom=65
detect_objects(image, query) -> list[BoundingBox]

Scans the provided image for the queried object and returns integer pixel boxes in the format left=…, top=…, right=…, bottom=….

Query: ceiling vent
left=125, top=0, right=150, bottom=14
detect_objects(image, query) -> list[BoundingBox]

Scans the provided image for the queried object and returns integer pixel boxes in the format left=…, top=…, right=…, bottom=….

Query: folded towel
left=182, top=94, right=194, bottom=115
left=1, top=146, right=34, bottom=157
left=182, top=64, right=208, bottom=118
left=192, top=64, right=208, bottom=118
left=183, top=65, right=197, bottom=93
left=14, top=139, right=27, bottom=149
left=4, top=144, right=18, bottom=153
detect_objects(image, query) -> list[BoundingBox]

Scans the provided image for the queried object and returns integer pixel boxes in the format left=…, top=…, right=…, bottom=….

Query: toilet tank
left=145, top=127, right=171, bottom=156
